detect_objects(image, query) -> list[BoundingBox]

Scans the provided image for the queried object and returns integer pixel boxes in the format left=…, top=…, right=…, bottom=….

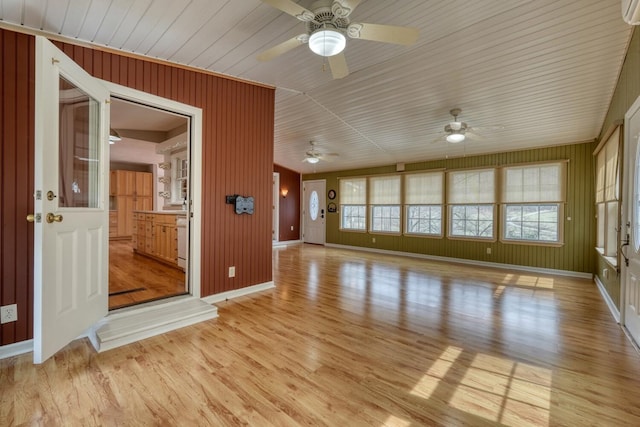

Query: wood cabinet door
left=135, top=196, right=153, bottom=211
left=169, top=226, right=178, bottom=262
left=116, top=196, right=134, bottom=237
left=109, top=171, right=116, bottom=196
left=117, top=170, right=135, bottom=195
left=136, top=172, right=153, bottom=197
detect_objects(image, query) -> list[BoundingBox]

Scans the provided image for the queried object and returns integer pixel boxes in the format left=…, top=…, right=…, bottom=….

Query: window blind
left=447, top=169, right=495, bottom=204
left=604, top=127, right=620, bottom=202
left=369, top=176, right=401, bottom=204
left=405, top=172, right=443, bottom=204
left=339, top=178, right=367, bottom=204
left=502, top=162, right=566, bottom=203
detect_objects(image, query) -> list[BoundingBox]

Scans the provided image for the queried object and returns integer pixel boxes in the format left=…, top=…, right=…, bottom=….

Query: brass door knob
left=26, top=214, right=35, bottom=222
left=46, top=213, right=63, bottom=223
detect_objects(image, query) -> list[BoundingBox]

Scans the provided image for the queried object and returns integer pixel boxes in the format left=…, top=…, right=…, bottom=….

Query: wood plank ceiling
left=0, top=0, right=632, bottom=173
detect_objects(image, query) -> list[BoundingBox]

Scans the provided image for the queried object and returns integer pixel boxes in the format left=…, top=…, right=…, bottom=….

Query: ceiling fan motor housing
left=445, top=122, right=467, bottom=133
left=306, top=3, right=351, bottom=34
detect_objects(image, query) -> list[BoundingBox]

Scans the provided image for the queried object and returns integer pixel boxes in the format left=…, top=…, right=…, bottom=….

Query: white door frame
left=102, top=81, right=203, bottom=298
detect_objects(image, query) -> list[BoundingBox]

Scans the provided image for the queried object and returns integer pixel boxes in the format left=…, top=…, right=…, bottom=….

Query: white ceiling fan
left=257, top=0, right=419, bottom=79
left=303, top=141, right=339, bottom=163
left=433, top=108, right=504, bottom=144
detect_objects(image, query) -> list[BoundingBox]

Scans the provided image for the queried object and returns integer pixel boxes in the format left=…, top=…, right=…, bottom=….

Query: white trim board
left=325, top=243, right=593, bottom=279
left=202, top=281, right=275, bottom=305
left=594, top=276, right=621, bottom=323
left=0, top=339, right=33, bottom=360
left=273, top=240, right=301, bottom=248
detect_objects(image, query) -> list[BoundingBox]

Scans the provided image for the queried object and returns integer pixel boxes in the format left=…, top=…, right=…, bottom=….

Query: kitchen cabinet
left=133, top=212, right=181, bottom=269
left=110, top=170, right=153, bottom=239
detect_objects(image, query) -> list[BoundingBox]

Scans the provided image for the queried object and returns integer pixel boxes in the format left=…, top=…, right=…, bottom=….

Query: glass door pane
left=59, top=75, right=101, bottom=208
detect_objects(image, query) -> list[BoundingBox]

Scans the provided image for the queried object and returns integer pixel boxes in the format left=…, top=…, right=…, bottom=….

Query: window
left=594, top=127, right=620, bottom=258
left=447, top=169, right=495, bottom=239
left=405, top=171, right=443, bottom=236
left=340, top=178, right=367, bottom=230
left=501, top=162, right=566, bottom=244
left=369, top=175, right=401, bottom=233
left=171, top=151, right=188, bottom=205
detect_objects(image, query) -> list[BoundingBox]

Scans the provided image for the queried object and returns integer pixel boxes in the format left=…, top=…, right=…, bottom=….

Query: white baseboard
left=325, top=243, right=593, bottom=279
left=594, top=275, right=621, bottom=323
left=0, top=339, right=33, bottom=360
left=273, top=240, right=301, bottom=248
left=202, top=281, right=275, bottom=304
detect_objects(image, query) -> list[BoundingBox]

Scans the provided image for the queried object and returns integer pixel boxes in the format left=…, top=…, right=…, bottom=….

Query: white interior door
left=622, top=96, right=640, bottom=347
left=33, top=37, right=110, bottom=363
left=303, top=180, right=326, bottom=244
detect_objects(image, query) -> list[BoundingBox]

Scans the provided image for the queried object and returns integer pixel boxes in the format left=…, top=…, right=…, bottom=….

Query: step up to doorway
left=93, top=297, right=218, bottom=353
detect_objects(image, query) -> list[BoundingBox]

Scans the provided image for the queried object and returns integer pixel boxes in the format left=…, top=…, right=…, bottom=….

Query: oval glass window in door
left=310, top=191, right=319, bottom=221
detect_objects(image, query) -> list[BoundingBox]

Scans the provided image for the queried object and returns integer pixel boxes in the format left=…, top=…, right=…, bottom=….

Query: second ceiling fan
left=257, top=0, right=419, bottom=79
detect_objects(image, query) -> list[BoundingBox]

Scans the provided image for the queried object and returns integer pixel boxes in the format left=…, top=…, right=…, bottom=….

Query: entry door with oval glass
left=303, top=180, right=326, bottom=244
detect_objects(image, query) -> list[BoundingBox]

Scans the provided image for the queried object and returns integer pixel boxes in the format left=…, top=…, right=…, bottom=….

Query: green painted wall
left=305, top=142, right=596, bottom=273
left=595, top=28, right=640, bottom=309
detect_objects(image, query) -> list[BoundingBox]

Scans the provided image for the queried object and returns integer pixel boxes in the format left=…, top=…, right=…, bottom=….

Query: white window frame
left=500, top=162, right=566, bottom=246
left=447, top=168, right=496, bottom=241
left=170, top=150, right=188, bottom=205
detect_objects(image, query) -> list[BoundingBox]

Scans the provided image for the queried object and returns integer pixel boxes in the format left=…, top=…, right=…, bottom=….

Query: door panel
left=623, top=96, right=640, bottom=347
left=303, top=180, right=326, bottom=245
left=34, top=37, right=109, bottom=363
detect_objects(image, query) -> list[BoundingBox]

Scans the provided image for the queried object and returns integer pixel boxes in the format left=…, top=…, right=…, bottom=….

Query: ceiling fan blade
left=318, top=153, right=339, bottom=162
left=257, top=35, right=306, bottom=61
left=465, top=131, right=488, bottom=141
left=470, top=125, right=506, bottom=133
left=332, top=0, right=362, bottom=17
left=261, top=0, right=315, bottom=21
left=328, top=53, right=349, bottom=79
left=348, top=22, right=419, bottom=45
left=429, top=135, right=446, bottom=144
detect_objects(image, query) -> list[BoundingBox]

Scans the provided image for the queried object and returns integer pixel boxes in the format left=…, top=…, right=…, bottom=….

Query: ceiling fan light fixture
left=308, top=28, right=346, bottom=57
left=446, top=133, right=465, bottom=143
left=307, top=156, right=320, bottom=164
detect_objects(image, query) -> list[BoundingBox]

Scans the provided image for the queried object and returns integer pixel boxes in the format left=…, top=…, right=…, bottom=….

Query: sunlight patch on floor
left=449, top=353, right=552, bottom=426
left=381, top=415, right=412, bottom=427
left=501, top=274, right=555, bottom=289
left=410, top=346, right=463, bottom=399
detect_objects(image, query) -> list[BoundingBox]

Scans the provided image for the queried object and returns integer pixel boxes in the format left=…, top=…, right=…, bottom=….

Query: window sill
left=500, top=239, right=563, bottom=247
left=596, top=248, right=617, bottom=268
left=447, top=235, right=497, bottom=243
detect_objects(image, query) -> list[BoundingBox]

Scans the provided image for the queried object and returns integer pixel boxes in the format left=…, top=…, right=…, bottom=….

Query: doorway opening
left=108, top=97, right=190, bottom=310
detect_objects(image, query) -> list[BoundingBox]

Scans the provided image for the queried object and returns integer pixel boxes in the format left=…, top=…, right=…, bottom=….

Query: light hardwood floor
left=2, top=244, right=640, bottom=426
left=109, top=240, right=186, bottom=310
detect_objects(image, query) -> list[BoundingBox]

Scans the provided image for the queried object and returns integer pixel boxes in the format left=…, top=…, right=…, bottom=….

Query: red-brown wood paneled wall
left=0, top=29, right=35, bottom=346
left=0, top=27, right=274, bottom=346
left=274, top=164, right=300, bottom=241
left=52, top=41, right=276, bottom=298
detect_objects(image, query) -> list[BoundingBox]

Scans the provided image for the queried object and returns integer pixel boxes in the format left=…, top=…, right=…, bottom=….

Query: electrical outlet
left=290, top=225, right=294, bottom=231
left=0, top=304, right=17, bottom=324
left=372, top=237, right=376, bottom=243
left=486, top=248, right=491, bottom=255
left=228, top=266, right=236, bottom=278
